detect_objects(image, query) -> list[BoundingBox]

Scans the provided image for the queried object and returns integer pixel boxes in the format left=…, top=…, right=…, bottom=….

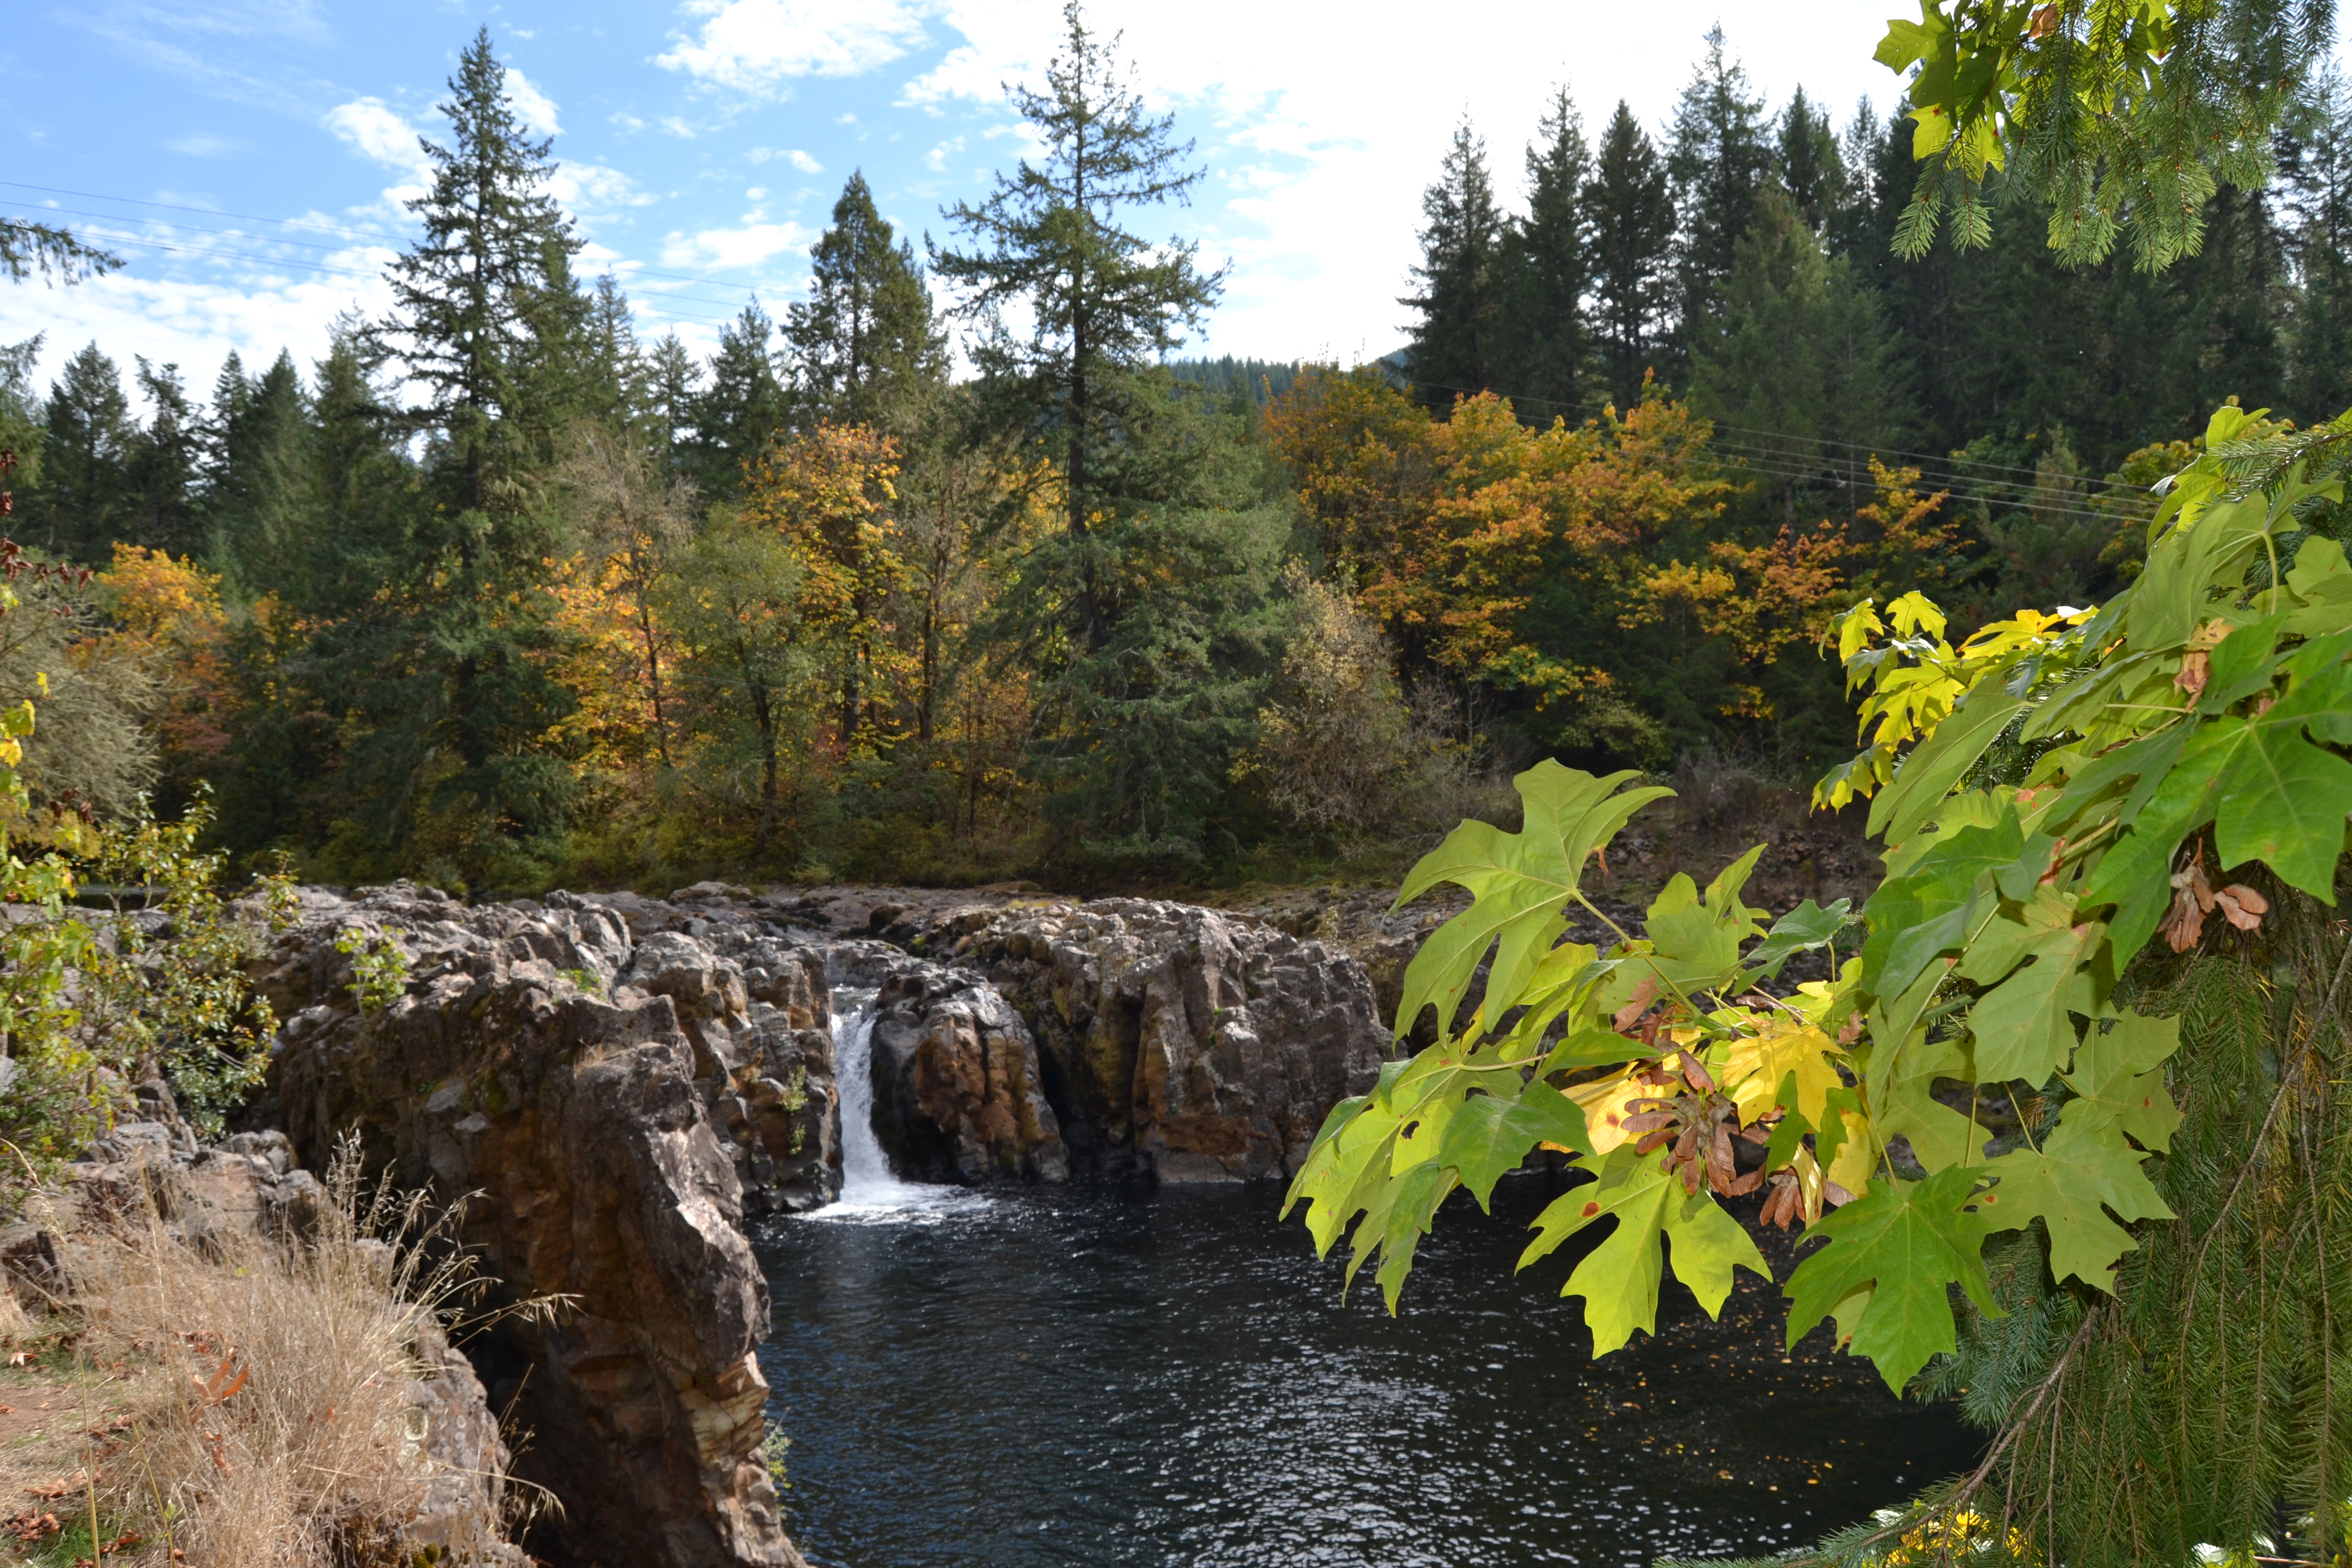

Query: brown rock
left=260, top=890, right=805, bottom=1568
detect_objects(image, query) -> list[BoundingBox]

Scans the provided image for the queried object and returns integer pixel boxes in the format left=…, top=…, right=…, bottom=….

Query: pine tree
left=785, top=171, right=948, bottom=433
left=2283, top=68, right=2352, bottom=420
left=1401, top=118, right=1506, bottom=407
left=683, top=304, right=788, bottom=503
left=125, top=358, right=201, bottom=555
left=1501, top=89, right=1595, bottom=420
left=27, top=343, right=133, bottom=562
left=932, top=0, right=1224, bottom=652
left=1775, top=86, right=1848, bottom=235
left=1668, top=25, right=1774, bottom=350
left=362, top=24, right=587, bottom=885
left=200, top=349, right=310, bottom=585
left=1688, top=188, right=1903, bottom=517
left=1586, top=102, right=1676, bottom=408
left=375, top=26, right=583, bottom=535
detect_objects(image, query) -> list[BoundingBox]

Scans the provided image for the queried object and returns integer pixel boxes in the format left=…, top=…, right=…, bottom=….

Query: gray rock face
left=885, top=897, right=1391, bottom=1181
left=840, top=947, right=1068, bottom=1183
left=256, top=885, right=806, bottom=1568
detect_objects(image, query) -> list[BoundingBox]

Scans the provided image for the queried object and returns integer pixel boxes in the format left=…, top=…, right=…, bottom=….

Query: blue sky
left=4, top=0, right=2294, bottom=401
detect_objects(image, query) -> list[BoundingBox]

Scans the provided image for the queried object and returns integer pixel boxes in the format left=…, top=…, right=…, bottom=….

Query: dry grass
left=0, top=1141, right=526, bottom=1567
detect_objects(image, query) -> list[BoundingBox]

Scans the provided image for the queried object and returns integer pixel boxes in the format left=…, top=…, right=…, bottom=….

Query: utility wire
left=0, top=179, right=790, bottom=298
left=1394, top=372, right=2162, bottom=524
left=17, top=223, right=743, bottom=328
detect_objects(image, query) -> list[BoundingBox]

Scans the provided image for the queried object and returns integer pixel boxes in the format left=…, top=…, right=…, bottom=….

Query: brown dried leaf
left=2214, top=884, right=2268, bottom=933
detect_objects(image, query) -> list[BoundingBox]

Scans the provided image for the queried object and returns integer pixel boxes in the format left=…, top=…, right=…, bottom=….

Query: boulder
left=888, top=897, right=1390, bottom=1180
left=258, top=888, right=806, bottom=1568
left=850, top=951, right=1067, bottom=1183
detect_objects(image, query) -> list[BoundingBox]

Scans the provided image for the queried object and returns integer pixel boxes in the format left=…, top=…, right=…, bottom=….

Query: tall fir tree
left=1775, top=86, right=1849, bottom=234
left=2283, top=68, right=2352, bottom=420
left=363, top=25, right=588, bottom=885
left=125, top=357, right=200, bottom=555
left=1501, top=88, right=1596, bottom=420
left=1667, top=25, right=1774, bottom=355
left=932, top=0, right=1224, bottom=652
left=785, top=172, right=948, bottom=433
left=200, top=349, right=310, bottom=585
left=683, top=304, right=788, bottom=503
left=1585, top=102, right=1676, bottom=408
left=1401, top=118, right=1506, bottom=407
left=27, top=343, right=133, bottom=562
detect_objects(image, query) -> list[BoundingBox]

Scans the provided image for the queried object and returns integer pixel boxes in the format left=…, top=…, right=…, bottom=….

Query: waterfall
left=829, top=990, right=914, bottom=1205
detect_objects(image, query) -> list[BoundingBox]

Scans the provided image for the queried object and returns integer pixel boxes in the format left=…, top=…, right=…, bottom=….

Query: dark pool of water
left=754, top=1178, right=1980, bottom=1568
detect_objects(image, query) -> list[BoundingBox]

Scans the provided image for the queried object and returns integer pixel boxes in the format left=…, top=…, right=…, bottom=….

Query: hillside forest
left=6, top=19, right=2351, bottom=896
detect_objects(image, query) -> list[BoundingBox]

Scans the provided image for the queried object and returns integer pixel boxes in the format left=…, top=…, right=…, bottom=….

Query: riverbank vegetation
left=5, top=8, right=2349, bottom=897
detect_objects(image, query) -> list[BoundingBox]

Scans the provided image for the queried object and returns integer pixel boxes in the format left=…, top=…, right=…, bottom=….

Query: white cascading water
left=827, top=990, right=915, bottom=1205
left=817, top=989, right=978, bottom=1221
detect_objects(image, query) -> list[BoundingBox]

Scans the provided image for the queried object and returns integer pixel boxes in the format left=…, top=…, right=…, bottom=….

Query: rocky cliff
left=255, top=884, right=804, bottom=1568
left=861, top=894, right=1391, bottom=1181
left=238, top=879, right=1393, bottom=1567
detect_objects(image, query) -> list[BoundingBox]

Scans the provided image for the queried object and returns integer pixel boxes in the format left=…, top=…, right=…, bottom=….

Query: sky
left=0, top=0, right=2251, bottom=402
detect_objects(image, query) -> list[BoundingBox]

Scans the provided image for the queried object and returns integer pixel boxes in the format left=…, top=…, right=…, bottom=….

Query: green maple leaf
left=1980, top=1114, right=2174, bottom=1289
left=1864, top=802, right=2021, bottom=1002
left=1521, top=1144, right=1769, bottom=1356
left=1392, top=763, right=1671, bottom=1043
left=2062, top=1010, right=2183, bottom=1154
left=1872, top=1019, right=1983, bottom=1170
left=1437, top=1083, right=1591, bottom=1210
left=1869, top=694, right=2027, bottom=845
left=1966, top=917, right=2103, bottom=1085
left=1784, top=1164, right=1998, bottom=1393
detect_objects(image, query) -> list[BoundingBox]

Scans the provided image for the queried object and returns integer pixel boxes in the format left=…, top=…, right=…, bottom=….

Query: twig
left=1848, top=1305, right=2103, bottom=1555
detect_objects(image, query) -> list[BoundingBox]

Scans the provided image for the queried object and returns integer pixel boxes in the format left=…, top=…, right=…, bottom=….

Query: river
left=752, top=996, right=1978, bottom=1567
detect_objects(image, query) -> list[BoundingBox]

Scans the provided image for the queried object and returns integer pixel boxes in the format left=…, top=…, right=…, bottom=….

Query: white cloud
left=503, top=67, right=562, bottom=137
left=612, top=112, right=647, bottom=131
left=657, top=0, right=935, bottom=93
left=662, top=219, right=811, bottom=271
left=0, top=257, right=395, bottom=402
left=787, top=149, right=822, bottom=173
left=323, top=97, right=428, bottom=179
left=661, top=115, right=698, bottom=139
left=164, top=132, right=243, bottom=158
left=552, top=163, right=655, bottom=213
left=924, top=135, right=964, bottom=173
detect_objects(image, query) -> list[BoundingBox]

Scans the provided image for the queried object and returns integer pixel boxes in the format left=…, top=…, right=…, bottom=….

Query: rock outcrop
left=255, top=885, right=805, bottom=1568
left=827, top=943, right=1068, bottom=1183
left=880, top=897, right=1390, bottom=1181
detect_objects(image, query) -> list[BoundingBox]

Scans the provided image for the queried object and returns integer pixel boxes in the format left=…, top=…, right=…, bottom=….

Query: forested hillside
left=4, top=19, right=2347, bottom=897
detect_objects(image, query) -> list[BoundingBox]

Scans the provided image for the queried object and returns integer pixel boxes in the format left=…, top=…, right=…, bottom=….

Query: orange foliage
left=1267, top=369, right=1729, bottom=705
left=541, top=546, right=678, bottom=771
left=91, top=544, right=233, bottom=765
left=740, top=422, right=913, bottom=747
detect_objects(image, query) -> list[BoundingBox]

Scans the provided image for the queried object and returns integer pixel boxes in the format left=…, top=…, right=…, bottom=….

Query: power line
left=18, top=222, right=744, bottom=329
left=1393, top=372, right=2163, bottom=522
left=0, top=178, right=794, bottom=297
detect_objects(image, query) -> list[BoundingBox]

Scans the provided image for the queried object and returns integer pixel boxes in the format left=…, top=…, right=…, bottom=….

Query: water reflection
left=757, top=1179, right=1979, bottom=1567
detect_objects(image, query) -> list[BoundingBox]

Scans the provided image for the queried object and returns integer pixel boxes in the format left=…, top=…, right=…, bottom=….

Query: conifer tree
left=684, top=305, right=788, bottom=503
left=125, top=358, right=200, bottom=555
left=2283, top=68, right=2352, bottom=420
left=1502, top=89, right=1595, bottom=419
left=200, top=350, right=310, bottom=585
left=1401, top=118, right=1506, bottom=407
left=932, top=0, right=1223, bottom=652
left=1585, top=102, right=1676, bottom=407
left=1668, top=25, right=1774, bottom=349
left=785, top=172, right=947, bottom=433
left=27, top=344, right=133, bottom=562
left=363, top=24, right=587, bottom=884
left=1775, top=86, right=1848, bottom=234
left=376, top=26, right=583, bottom=536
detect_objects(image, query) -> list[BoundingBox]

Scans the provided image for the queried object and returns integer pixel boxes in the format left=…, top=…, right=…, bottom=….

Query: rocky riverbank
left=238, top=878, right=1396, bottom=1567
